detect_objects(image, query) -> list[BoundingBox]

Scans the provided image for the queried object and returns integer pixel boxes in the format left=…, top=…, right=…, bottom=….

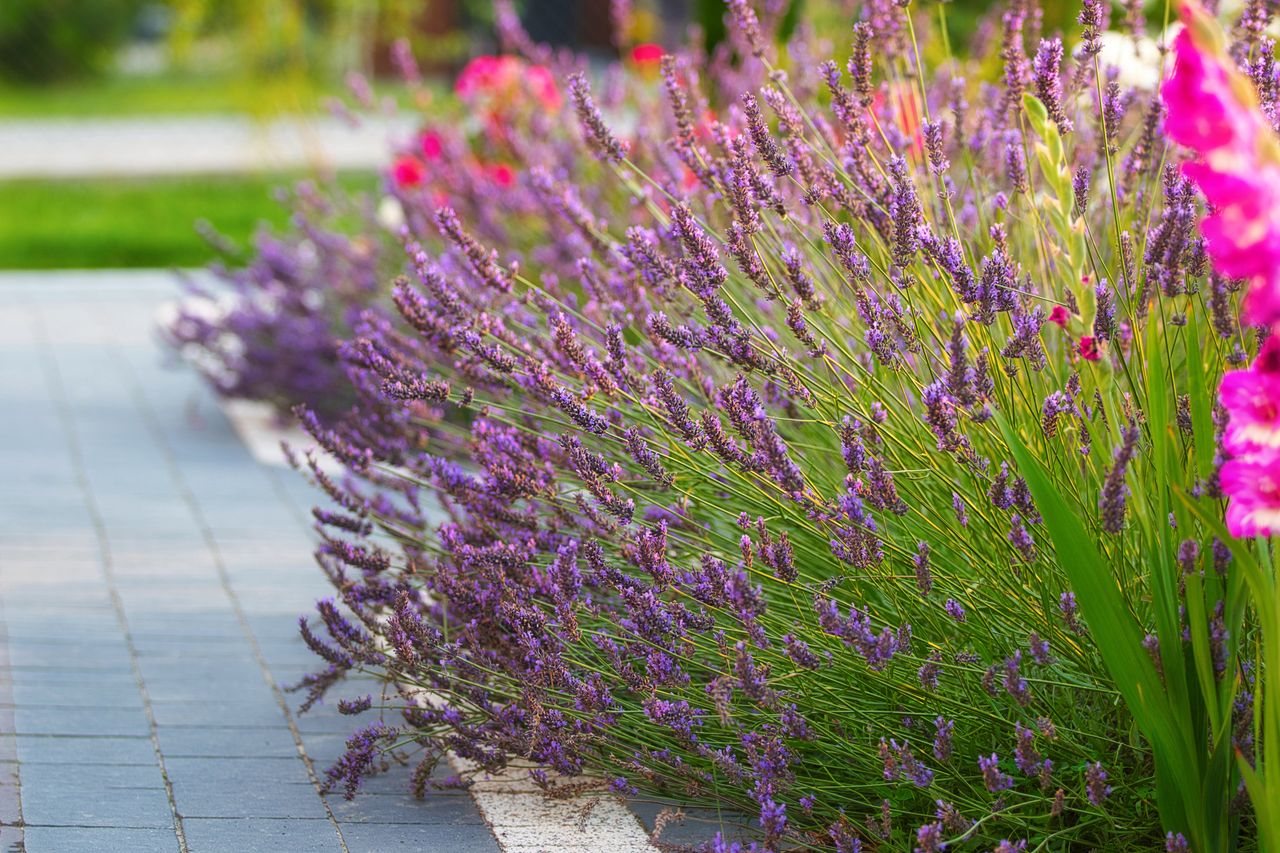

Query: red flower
left=486, top=163, right=516, bottom=188
left=392, top=155, right=426, bottom=188
left=1078, top=336, right=1100, bottom=362
left=1048, top=306, right=1071, bottom=328
left=631, top=43, right=664, bottom=67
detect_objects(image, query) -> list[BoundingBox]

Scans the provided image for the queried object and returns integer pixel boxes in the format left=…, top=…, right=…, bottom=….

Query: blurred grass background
left=0, top=173, right=377, bottom=269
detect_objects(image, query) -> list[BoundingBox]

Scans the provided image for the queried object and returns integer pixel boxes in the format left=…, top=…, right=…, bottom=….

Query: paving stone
left=149, top=700, right=291, bottom=729
left=14, top=705, right=151, bottom=738
left=0, top=766, right=20, bottom=825
left=166, top=757, right=327, bottom=819
left=13, top=734, right=156, bottom=766
left=155, top=725, right=301, bottom=759
left=0, top=824, right=24, bottom=851
left=629, top=800, right=746, bottom=848
left=19, top=763, right=172, bottom=828
left=12, top=679, right=144, bottom=709
left=21, top=825, right=178, bottom=853
left=327, top=791, right=488, bottom=825
left=181, top=817, right=342, bottom=853
left=340, top=822, right=502, bottom=852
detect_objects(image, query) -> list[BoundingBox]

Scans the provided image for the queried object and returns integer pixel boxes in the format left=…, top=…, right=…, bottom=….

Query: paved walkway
left=0, top=271, right=728, bottom=853
left=0, top=271, right=498, bottom=852
left=0, top=115, right=416, bottom=179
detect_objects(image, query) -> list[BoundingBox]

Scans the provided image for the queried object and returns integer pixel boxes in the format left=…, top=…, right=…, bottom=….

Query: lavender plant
left=213, top=1, right=1277, bottom=849
left=163, top=181, right=389, bottom=420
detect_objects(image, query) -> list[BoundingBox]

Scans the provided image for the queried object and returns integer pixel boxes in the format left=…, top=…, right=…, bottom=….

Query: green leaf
left=1185, top=327, right=1216, bottom=479
left=1022, top=92, right=1049, bottom=132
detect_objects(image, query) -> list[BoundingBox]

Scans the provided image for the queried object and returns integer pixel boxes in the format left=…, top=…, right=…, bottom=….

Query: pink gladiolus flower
left=1165, top=3, right=1280, bottom=537
left=392, top=155, right=426, bottom=188
left=1181, top=163, right=1280, bottom=280
left=1048, top=306, right=1071, bottom=328
left=1163, top=29, right=1264, bottom=155
left=1221, top=454, right=1280, bottom=536
left=1220, top=365, right=1280, bottom=455
left=1162, top=5, right=1280, bottom=328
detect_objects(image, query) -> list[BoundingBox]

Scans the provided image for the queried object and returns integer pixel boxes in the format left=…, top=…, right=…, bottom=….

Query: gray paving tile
left=12, top=734, right=156, bottom=765
left=12, top=679, right=144, bottom=708
left=150, top=701, right=291, bottom=729
left=22, top=825, right=178, bottom=853
left=166, top=757, right=327, bottom=819
left=0, top=824, right=23, bottom=851
left=155, top=725, right=300, bottom=759
left=181, top=817, right=341, bottom=853
left=14, top=705, right=151, bottom=737
left=136, top=659, right=268, bottom=688
left=340, top=822, right=502, bottom=852
left=20, top=763, right=172, bottom=828
left=327, top=791, right=487, bottom=825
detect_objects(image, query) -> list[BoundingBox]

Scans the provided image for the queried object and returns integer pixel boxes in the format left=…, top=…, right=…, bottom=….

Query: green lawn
left=0, top=172, right=378, bottom=269
left=0, top=72, right=426, bottom=119
left=0, top=73, right=288, bottom=118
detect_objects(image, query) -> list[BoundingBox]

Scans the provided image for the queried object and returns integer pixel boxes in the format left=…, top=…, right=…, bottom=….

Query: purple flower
left=979, top=754, right=1015, bottom=793
left=933, top=717, right=955, bottom=762
left=1085, top=761, right=1112, bottom=806
left=915, top=821, right=945, bottom=852
left=993, top=842, right=1028, bottom=853
left=914, top=541, right=933, bottom=596
left=1033, top=38, right=1072, bottom=134
left=569, top=72, right=628, bottom=162
left=1099, top=423, right=1140, bottom=533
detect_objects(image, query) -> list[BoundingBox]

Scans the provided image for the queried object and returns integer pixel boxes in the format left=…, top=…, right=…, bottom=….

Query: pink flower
left=1078, top=336, right=1100, bottom=361
left=420, top=130, right=444, bottom=162
left=1221, top=453, right=1280, bottom=536
left=485, top=162, right=516, bottom=188
left=1164, top=3, right=1280, bottom=538
left=869, top=83, right=924, bottom=157
left=631, top=43, right=664, bottom=67
left=391, top=155, right=425, bottom=188
left=1163, top=29, right=1264, bottom=156
left=456, top=55, right=560, bottom=112
left=1048, top=306, right=1071, bottom=328
left=1182, top=163, right=1280, bottom=278
left=1162, top=4, right=1280, bottom=328
left=525, top=64, right=562, bottom=111
left=1220, top=365, right=1280, bottom=454
left=455, top=55, right=503, bottom=100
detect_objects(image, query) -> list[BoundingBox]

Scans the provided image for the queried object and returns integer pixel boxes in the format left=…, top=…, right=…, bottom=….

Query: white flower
left=377, top=196, right=406, bottom=232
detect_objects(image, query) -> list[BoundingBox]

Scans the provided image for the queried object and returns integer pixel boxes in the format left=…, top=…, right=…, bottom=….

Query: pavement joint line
left=29, top=299, right=189, bottom=853
left=103, top=316, right=352, bottom=853
left=0, top=598, right=23, bottom=848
